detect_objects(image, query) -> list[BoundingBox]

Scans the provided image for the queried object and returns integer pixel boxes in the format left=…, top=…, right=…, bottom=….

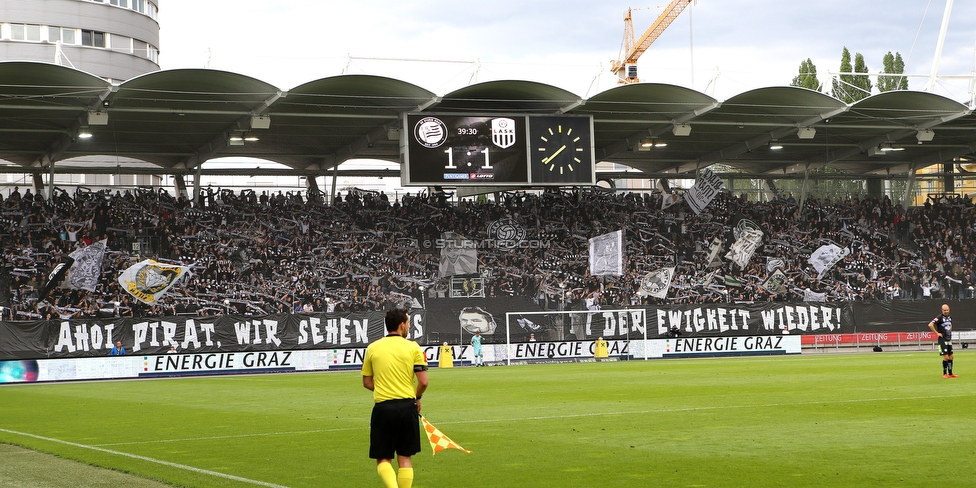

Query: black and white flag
left=762, top=269, right=789, bottom=295
left=725, top=228, right=764, bottom=268
left=589, top=230, right=623, bottom=276
left=638, top=267, right=675, bottom=298
left=809, top=244, right=850, bottom=280
left=685, top=168, right=724, bottom=214
left=69, top=239, right=107, bottom=291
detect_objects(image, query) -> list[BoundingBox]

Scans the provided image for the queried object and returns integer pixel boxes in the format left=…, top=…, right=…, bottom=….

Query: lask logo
left=491, top=118, right=516, bottom=148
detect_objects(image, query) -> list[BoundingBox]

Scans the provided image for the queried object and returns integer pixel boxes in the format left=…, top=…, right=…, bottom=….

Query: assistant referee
left=362, top=308, right=429, bottom=488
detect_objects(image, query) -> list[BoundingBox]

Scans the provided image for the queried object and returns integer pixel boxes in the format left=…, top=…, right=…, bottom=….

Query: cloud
left=157, top=1, right=976, bottom=101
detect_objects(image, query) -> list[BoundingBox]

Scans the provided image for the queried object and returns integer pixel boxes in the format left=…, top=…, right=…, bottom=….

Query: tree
left=791, top=58, right=821, bottom=91
left=850, top=52, right=872, bottom=101
left=831, top=47, right=855, bottom=102
left=878, top=51, right=908, bottom=92
left=831, top=47, right=872, bottom=103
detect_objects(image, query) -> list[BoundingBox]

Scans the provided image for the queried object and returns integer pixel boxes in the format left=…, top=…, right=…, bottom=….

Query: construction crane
left=610, top=0, right=693, bottom=84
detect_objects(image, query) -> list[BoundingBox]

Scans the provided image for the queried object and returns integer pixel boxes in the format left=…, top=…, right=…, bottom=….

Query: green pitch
left=0, top=352, right=972, bottom=487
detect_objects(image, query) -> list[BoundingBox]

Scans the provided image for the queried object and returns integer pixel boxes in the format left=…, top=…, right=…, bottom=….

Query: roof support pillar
left=798, top=165, right=810, bottom=213
left=305, top=174, right=321, bottom=200
left=32, top=172, right=45, bottom=199
left=193, top=166, right=203, bottom=208
left=866, top=179, right=883, bottom=199
left=902, top=163, right=918, bottom=212
left=943, top=162, right=955, bottom=195
left=331, top=163, right=339, bottom=206
left=173, top=174, right=189, bottom=200
left=763, top=178, right=780, bottom=201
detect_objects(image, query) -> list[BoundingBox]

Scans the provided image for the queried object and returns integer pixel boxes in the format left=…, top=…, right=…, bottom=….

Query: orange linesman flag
left=421, top=416, right=472, bottom=455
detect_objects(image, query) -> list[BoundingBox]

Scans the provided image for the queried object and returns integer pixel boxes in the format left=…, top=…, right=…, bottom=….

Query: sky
left=156, top=1, right=976, bottom=103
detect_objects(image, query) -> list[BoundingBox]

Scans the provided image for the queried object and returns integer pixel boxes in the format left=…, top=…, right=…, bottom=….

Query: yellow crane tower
left=610, top=0, right=694, bottom=84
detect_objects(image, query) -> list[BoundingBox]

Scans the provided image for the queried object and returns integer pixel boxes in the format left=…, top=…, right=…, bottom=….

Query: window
left=48, top=27, right=78, bottom=44
left=10, top=24, right=41, bottom=42
left=81, top=30, right=105, bottom=48
left=110, top=0, right=128, bottom=7
left=133, top=39, right=147, bottom=57
left=26, top=25, right=41, bottom=41
left=112, top=35, right=132, bottom=53
left=132, top=0, right=145, bottom=13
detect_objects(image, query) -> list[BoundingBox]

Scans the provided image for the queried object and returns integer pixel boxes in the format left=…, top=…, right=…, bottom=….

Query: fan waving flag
left=37, top=256, right=74, bottom=302
left=421, top=416, right=472, bottom=455
left=118, top=259, right=192, bottom=305
left=69, top=239, right=107, bottom=291
left=588, top=230, right=624, bottom=276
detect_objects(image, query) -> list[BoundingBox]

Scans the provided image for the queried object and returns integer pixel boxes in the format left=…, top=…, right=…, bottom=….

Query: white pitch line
left=85, top=392, right=973, bottom=448
left=0, top=427, right=289, bottom=488
left=94, top=426, right=364, bottom=447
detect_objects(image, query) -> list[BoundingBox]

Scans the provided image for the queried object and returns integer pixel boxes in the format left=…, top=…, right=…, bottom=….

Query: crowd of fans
left=1, top=182, right=975, bottom=321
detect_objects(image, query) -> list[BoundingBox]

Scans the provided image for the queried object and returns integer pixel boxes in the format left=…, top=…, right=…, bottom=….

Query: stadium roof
left=1, top=61, right=974, bottom=181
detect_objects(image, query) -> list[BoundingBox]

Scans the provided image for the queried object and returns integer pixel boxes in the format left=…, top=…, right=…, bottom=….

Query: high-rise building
left=0, top=0, right=159, bottom=82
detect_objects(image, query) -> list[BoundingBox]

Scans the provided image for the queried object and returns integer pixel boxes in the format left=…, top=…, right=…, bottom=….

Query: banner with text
left=3, top=299, right=968, bottom=360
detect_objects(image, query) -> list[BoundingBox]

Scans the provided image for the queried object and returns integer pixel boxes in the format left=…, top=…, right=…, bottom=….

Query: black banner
left=852, top=299, right=975, bottom=332
left=0, top=310, right=423, bottom=360
left=0, top=299, right=964, bottom=360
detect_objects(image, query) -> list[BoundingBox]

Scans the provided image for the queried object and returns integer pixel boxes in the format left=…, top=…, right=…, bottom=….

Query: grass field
left=0, top=352, right=973, bottom=487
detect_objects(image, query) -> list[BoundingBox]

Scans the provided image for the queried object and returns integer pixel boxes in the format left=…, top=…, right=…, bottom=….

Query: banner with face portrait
left=438, top=232, right=478, bottom=277
left=589, top=230, right=624, bottom=276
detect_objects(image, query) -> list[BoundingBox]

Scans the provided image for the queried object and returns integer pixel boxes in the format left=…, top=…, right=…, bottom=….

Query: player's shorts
left=938, top=338, right=953, bottom=356
left=369, top=398, right=421, bottom=459
left=473, top=347, right=482, bottom=356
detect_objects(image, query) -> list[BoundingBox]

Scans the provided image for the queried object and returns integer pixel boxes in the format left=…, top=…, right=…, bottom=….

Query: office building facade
left=0, top=0, right=159, bottom=82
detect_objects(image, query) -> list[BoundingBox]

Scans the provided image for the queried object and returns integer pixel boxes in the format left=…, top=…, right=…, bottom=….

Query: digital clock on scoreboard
left=403, top=114, right=529, bottom=186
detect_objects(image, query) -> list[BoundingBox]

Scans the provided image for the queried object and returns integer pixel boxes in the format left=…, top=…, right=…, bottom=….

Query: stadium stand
left=1, top=184, right=974, bottom=321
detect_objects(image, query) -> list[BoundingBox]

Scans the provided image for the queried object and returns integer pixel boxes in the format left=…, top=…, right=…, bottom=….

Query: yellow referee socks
left=397, top=467, right=414, bottom=488
left=376, top=462, right=397, bottom=488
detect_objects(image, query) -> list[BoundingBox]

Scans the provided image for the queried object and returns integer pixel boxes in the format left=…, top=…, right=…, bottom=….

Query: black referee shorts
left=369, top=398, right=421, bottom=459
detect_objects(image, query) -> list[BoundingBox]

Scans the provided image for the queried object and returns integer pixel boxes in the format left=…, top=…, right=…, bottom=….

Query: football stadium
left=2, top=1, right=976, bottom=487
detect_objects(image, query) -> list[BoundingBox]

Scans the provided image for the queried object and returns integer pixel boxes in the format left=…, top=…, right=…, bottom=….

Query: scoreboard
left=402, top=113, right=595, bottom=186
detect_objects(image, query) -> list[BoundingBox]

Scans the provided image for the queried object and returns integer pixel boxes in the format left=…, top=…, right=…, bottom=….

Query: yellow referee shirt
left=362, top=334, right=428, bottom=403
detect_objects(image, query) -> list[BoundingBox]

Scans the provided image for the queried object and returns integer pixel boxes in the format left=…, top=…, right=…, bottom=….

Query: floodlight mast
left=610, top=0, right=693, bottom=84
left=924, top=0, right=954, bottom=92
